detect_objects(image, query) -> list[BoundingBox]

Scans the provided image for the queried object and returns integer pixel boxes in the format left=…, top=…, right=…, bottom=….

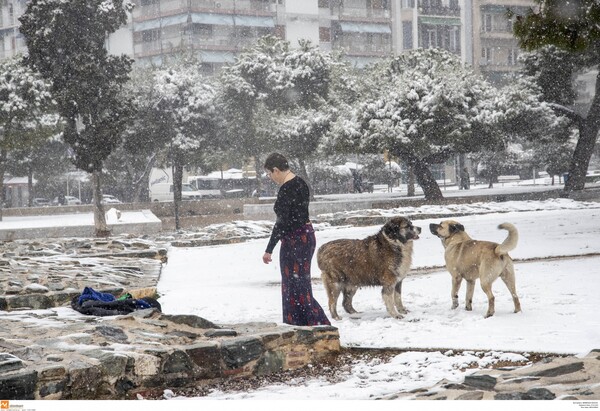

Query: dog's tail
left=495, top=223, right=518, bottom=255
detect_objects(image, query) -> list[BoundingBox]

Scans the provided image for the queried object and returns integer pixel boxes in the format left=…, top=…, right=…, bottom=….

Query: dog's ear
left=449, top=223, right=465, bottom=233
left=383, top=221, right=398, bottom=237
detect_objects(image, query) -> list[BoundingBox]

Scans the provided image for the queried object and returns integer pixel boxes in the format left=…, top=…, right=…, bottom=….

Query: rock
left=38, top=379, right=67, bottom=399
left=221, top=337, right=264, bottom=369
left=256, top=351, right=285, bottom=375
left=0, top=370, right=37, bottom=400
left=533, top=362, right=585, bottom=378
left=68, top=362, right=103, bottom=399
left=456, top=391, right=485, bottom=400
left=495, top=392, right=525, bottom=400
left=494, top=388, right=556, bottom=400
left=463, top=374, right=497, bottom=390
left=205, top=329, right=237, bottom=338
left=160, top=314, right=218, bottom=329
left=24, top=284, right=49, bottom=293
left=0, top=354, right=23, bottom=373
left=93, top=326, right=128, bottom=343
left=525, top=388, right=556, bottom=400
left=185, top=343, right=222, bottom=379
left=163, top=350, right=194, bottom=374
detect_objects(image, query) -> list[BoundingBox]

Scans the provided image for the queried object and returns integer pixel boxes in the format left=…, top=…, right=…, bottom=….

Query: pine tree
left=19, top=0, right=134, bottom=235
left=512, top=0, right=600, bottom=192
left=0, top=56, right=54, bottom=219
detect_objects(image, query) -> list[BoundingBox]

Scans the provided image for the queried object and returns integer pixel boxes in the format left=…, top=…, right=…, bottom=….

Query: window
left=449, top=26, right=459, bottom=52
left=481, top=47, right=493, bottom=64
left=506, top=18, right=514, bottom=32
left=427, top=29, right=437, bottom=48
left=319, top=27, right=331, bottom=42
left=402, top=21, right=413, bottom=49
left=508, top=48, right=518, bottom=65
left=482, top=14, right=492, bottom=32
left=193, top=24, right=212, bottom=39
left=401, top=0, right=415, bottom=7
left=141, top=29, right=160, bottom=43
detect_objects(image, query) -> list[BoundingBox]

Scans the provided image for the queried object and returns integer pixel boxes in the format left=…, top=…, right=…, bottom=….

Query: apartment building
left=472, top=0, right=534, bottom=84
left=0, top=0, right=132, bottom=59
left=132, top=0, right=279, bottom=72
left=0, top=0, right=27, bottom=59
left=316, top=0, right=467, bottom=68
left=1, top=0, right=539, bottom=77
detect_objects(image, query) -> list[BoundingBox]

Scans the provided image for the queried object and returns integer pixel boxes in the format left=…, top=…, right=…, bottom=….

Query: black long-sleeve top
left=265, top=176, right=310, bottom=254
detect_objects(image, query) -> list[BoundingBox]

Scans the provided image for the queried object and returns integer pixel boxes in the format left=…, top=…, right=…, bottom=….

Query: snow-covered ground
left=4, top=190, right=599, bottom=405
left=155, top=197, right=600, bottom=401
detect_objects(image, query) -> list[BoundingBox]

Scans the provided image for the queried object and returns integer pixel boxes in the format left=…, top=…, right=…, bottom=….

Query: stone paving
left=0, top=234, right=340, bottom=400
left=0, top=236, right=167, bottom=311
left=384, top=349, right=600, bottom=401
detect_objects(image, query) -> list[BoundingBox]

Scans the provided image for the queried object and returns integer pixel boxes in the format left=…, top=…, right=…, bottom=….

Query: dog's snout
left=429, top=223, right=439, bottom=235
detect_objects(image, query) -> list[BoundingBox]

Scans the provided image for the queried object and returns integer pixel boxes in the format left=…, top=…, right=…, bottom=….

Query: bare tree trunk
left=253, top=154, right=263, bottom=195
left=297, top=157, right=314, bottom=200
left=565, top=71, right=600, bottom=192
left=27, top=167, right=34, bottom=207
left=407, top=165, right=415, bottom=197
left=131, top=154, right=157, bottom=203
left=173, top=162, right=184, bottom=230
left=412, top=160, right=443, bottom=200
left=92, top=170, right=109, bottom=237
left=0, top=148, right=6, bottom=221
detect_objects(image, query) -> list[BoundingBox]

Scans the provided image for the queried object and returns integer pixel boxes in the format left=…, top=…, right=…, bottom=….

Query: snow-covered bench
left=497, top=175, right=520, bottom=186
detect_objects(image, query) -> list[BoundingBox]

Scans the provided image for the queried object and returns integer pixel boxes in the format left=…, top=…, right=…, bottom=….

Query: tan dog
left=429, top=220, right=522, bottom=318
left=317, top=217, right=421, bottom=320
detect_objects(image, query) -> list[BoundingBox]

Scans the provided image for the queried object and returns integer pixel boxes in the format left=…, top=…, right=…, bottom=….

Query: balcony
left=189, top=0, right=272, bottom=13
left=335, top=40, right=392, bottom=55
left=338, top=7, right=391, bottom=20
left=419, top=5, right=460, bottom=17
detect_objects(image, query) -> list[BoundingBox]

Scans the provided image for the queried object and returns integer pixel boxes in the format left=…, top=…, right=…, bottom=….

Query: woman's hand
left=262, top=252, right=272, bottom=264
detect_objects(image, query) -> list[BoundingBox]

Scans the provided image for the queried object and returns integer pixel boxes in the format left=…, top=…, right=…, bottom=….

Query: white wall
left=284, top=0, right=320, bottom=48
left=286, top=20, right=320, bottom=47
left=107, top=14, right=134, bottom=57
left=285, top=0, right=319, bottom=15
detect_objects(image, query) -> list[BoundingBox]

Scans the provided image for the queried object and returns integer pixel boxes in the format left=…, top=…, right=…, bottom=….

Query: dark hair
left=264, top=152, right=289, bottom=172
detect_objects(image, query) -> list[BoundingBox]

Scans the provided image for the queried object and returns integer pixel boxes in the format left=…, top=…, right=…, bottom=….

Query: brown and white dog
left=317, top=217, right=421, bottom=320
left=429, top=220, right=522, bottom=318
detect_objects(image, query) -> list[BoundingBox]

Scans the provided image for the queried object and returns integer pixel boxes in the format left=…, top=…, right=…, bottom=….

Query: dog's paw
left=451, top=303, right=459, bottom=310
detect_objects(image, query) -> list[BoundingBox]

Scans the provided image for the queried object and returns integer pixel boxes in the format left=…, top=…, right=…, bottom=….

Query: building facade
left=1, top=0, right=539, bottom=78
left=472, top=0, right=534, bottom=84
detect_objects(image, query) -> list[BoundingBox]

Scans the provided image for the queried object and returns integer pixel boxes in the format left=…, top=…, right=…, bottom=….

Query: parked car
left=52, top=195, right=82, bottom=206
left=149, top=183, right=222, bottom=202
left=101, top=194, right=122, bottom=204
left=586, top=170, right=600, bottom=184
left=32, top=198, right=51, bottom=207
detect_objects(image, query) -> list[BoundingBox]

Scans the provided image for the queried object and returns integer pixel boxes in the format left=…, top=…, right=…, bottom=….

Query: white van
left=149, top=183, right=219, bottom=202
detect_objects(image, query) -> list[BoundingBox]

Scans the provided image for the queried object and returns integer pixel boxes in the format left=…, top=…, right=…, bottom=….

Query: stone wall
left=0, top=311, right=340, bottom=400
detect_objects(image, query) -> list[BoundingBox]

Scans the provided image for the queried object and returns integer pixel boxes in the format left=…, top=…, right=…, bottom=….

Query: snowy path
left=158, top=208, right=600, bottom=356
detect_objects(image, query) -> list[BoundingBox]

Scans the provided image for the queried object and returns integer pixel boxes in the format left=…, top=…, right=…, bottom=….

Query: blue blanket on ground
left=73, top=287, right=158, bottom=316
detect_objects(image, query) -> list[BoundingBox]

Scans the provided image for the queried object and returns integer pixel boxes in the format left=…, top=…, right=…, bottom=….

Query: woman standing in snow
left=262, top=152, right=330, bottom=326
